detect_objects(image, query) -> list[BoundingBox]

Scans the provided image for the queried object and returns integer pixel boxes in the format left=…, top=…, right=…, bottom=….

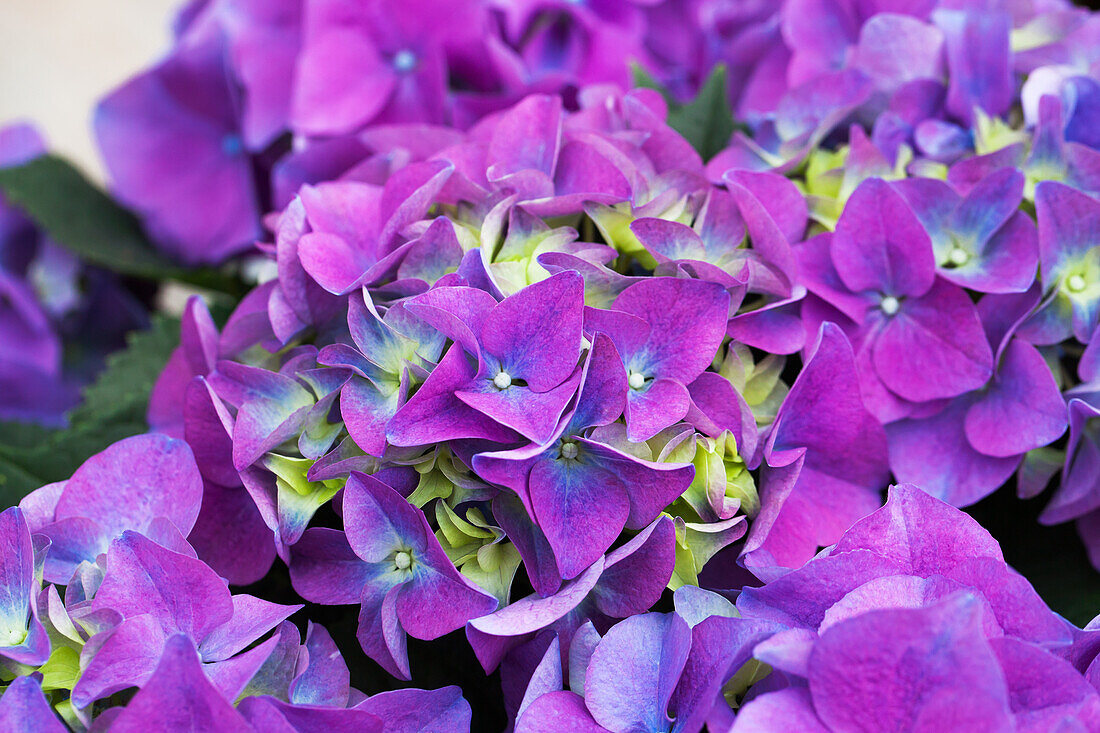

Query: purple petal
left=1036, top=180, right=1100, bottom=290
left=91, top=531, right=233, bottom=642
left=480, top=270, right=584, bottom=391
left=239, top=695, right=383, bottom=732
left=685, top=372, right=758, bottom=460
left=611, top=277, right=730, bottom=383
left=964, top=339, right=1067, bottom=457
left=72, top=615, right=169, bottom=708
left=491, top=492, right=562, bottom=599
left=292, top=30, right=395, bottom=135
left=948, top=211, right=1039, bottom=294
left=584, top=613, right=691, bottom=733
left=887, top=400, right=1020, bottom=507
left=670, top=614, right=769, bottom=733
left=808, top=595, right=1013, bottom=731
left=398, top=566, right=498, bottom=640
left=0, top=677, right=65, bottom=732
left=630, top=219, right=707, bottom=263
left=357, top=584, right=410, bottom=680
left=725, top=170, right=807, bottom=248
left=94, top=36, right=259, bottom=264
left=834, top=484, right=1003, bottom=574
left=200, top=594, right=299, bottom=662
left=768, top=323, right=889, bottom=492
left=0, top=508, right=34, bottom=648
left=515, top=691, right=608, bottom=733
left=831, top=178, right=935, bottom=297
left=570, top=333, right=628, bottom=432
left=469, top=559, right=605, bottom=639
left=342, top=473, right=425, bottom=563
left=593, top=516, right=675, bottom=618
left=873, top=279, right=993, bottom=402
left=55, top=433, right=203, bottom=545
left=992, top=637, right=1100, bottom=729
left=487, top=95, right=563, bottom=180
left=732, top=688, right=830, bottom=732
left=387, top=344, right=521, bottom=446
left=853, top=14, right=944, bottom=92
left=517, top=636, right=563, bottom=722
left=1043, top=400, right=1100, bottom=524
left=745, top=324, right=889, bottom=574
left=624, top=377, right=691, bottom=442
left=108, top=634, right=251, bottom=732
left=581, top=439, right=694, bottom=530
left=355, top=686, right=471, bottom=733
left=456, top=370, right=581, bottom=445
left=340, top=375, right=405, bottom=457
left=188, top=480, right=277, bottom=586
left=936, top=8, right=1013, bottom=125
left=952, top=168, right=1024, bottom=249
left=404, top=285, right=497, bottom=361
left=527, top=454, right=629, bottom=581
left=289, top=623, right=350, bottom=708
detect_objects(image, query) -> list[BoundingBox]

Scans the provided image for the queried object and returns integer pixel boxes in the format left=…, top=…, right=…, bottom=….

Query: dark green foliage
left=0, top=315, right=180, bottom=504
left=632, top=64, right=737, bottom=161
left=0, top=155, right=244, bottom=295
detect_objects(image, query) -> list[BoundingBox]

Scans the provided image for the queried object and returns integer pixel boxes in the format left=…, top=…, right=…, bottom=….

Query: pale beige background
left=0, top=0, right=179, bottom=181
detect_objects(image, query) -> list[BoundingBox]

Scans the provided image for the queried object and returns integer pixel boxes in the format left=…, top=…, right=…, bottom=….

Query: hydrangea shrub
left=4, top=0, right=1100, bottom=729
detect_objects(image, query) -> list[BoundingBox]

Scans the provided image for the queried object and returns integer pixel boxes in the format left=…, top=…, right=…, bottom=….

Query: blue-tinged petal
left=584, top=613, right=691, bottom=733
left=108, top=634, right=251, bottom=732
left=0, top=677, right=65, bottom=732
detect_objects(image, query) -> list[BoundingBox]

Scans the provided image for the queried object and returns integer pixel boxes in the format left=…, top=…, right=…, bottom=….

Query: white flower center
left=561, top=441, right=579, bottom=460
left=394, top=551, right=412, bottom=570
left=392, top=49, right=417, bottom=72
left=0, top=624, right=25, bottom=647
left=880, top=295, right=900, bottom=316
left=628, top=372, right=646, bottom=390
left=493, top=371, right=512, bottom=389
left=1068, top=274, right=1088, bottom=293
left=948, top=247, right=969, bottom=266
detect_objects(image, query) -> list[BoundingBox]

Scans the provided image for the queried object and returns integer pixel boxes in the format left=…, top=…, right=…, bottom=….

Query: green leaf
left=0, top=155, right=244, bottom=295
left=67, top=314, right=180, bottom=428
left=0, top=315, right=180, bottom=505
left=632, top=64, right=736, bottom=161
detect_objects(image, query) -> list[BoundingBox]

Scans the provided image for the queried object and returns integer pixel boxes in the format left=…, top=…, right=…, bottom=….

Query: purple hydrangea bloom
left=585, top=277, right=730, bottom=442
left=886, top=292, right=1068, bottom=506
left=799, top=177, right=994, bottom=420
left=1026, top=180, right=1100, bottom=345
left=473, top=334, right=693, bottom=580
left=389, top=271, right=585, bottom=446
left=289, top=472, right=497, bottom=679
left=734, top=485, right=1100, bottom=730
left=71, top=530, right=300, bottom=709
left=893, top=168, right=1038, bottom=294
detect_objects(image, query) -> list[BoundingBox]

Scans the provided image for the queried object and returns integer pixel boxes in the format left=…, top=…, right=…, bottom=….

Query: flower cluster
left=730, top=486, right=1100, bottom=731
left=94, top=0, right=747, bottom=264
left=141, top=86, right=839, bottom=701
left=0, top=124, right=147, bottom=426
left=12, top=0, right=1100, bottom=728
left=1, top=433, right=473, bottom=730
left=510, top=487, right=1100, bottom=730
